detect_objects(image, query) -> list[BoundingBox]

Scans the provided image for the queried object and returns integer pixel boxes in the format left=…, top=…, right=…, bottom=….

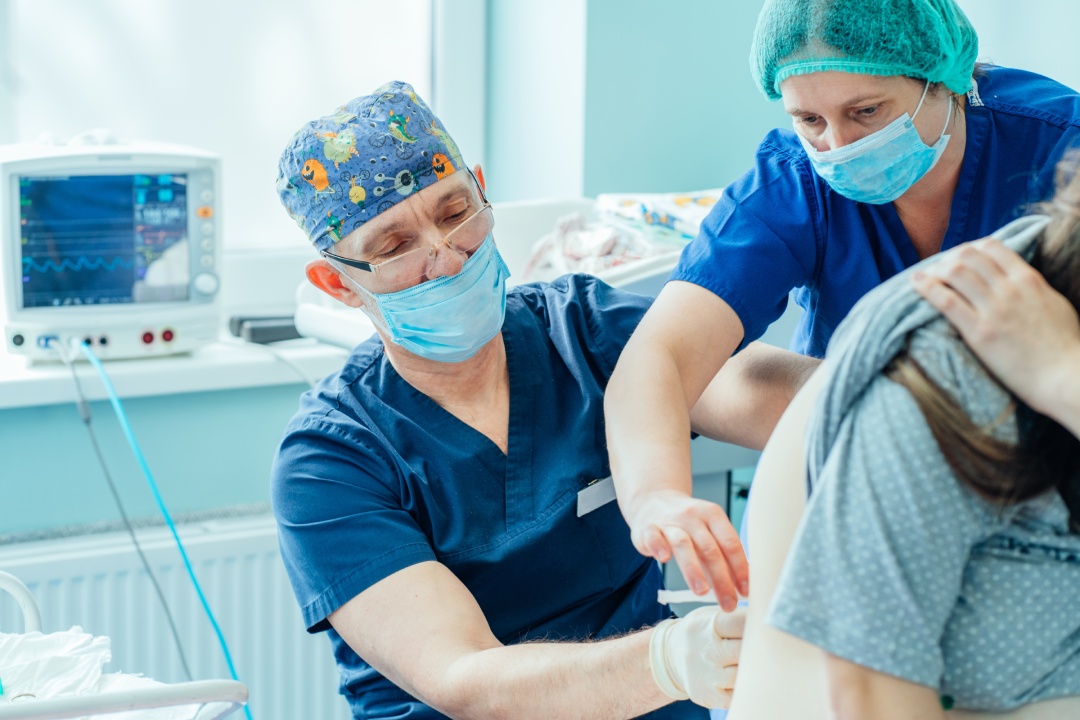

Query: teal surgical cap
left=750, top=0, right=979, bottom=101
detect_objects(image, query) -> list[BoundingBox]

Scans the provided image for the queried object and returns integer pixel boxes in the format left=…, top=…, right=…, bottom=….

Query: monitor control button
left=200, top=189, right=214, bottom=203
left=193, top=272, right=219, bottom=295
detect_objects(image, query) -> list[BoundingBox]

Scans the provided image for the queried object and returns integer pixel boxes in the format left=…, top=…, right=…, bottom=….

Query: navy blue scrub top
left=672, top=66, right=1080, bottom=358
left=272, top=274, right=707, bottom=720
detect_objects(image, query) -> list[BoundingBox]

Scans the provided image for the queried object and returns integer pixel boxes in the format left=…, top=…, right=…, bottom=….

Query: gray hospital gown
left=767, top=216, right=1080, bottom=712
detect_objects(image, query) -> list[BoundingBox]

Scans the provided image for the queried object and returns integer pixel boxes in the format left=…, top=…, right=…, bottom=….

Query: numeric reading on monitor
left=20, top=174, right=191, bottom=308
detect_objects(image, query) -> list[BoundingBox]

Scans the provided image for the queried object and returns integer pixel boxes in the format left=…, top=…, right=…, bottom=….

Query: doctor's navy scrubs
left=272, top=274, right=706, bottom=720
left=673, top=66, right=1080, bottom=358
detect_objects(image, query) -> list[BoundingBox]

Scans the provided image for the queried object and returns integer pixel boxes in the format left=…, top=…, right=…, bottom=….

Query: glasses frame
left=321, top=167, right=491, bottom=273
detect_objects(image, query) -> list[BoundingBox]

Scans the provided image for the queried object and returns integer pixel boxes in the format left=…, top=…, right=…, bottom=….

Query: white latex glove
left=649, top=606, right=745, bottom=709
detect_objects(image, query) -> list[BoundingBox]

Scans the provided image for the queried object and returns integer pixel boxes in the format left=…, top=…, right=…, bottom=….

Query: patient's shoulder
left=899, top=318, right=1016, bottom=441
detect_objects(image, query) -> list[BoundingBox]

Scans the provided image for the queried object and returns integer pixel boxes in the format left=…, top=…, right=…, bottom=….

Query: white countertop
left=0, top=336, right=349, bottom=410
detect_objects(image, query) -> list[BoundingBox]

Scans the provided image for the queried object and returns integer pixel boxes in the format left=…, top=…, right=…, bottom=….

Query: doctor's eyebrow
left=429, top=182, right=476, bottom=210
left=353, top=182, right=476, bottom=252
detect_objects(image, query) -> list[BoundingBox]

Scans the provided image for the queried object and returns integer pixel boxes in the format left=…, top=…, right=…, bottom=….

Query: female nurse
left=604, top=0, right=1080, bottom=607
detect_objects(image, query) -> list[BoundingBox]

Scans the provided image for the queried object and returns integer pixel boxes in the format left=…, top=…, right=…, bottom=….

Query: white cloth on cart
left=0, top=627, right=213, bottom=719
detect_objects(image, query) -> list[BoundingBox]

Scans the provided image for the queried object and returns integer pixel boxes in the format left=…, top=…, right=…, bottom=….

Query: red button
left=142, top=331, right=154, bottom=344
left=162, top=329, right=175, bottom=342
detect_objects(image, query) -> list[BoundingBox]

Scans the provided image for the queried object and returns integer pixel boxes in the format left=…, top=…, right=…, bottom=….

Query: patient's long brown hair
left=886, top=152, right=1080, bottom=533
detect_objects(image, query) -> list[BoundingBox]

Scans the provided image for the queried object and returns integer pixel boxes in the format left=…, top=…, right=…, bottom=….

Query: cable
left=75, top=342, right=253, bottom=720
left=57, top=343, right=195, bottom=682
left=219, top=335, right=321, bottom=388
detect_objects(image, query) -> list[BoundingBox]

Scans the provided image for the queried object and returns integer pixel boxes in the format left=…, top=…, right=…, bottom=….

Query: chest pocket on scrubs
left=576, top=492, right=649, bottom=592
left=430, top=484, right=645, bottom=643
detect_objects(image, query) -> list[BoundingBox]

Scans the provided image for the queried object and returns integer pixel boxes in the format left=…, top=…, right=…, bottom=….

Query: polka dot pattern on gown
left=767, top=324, right=1080, bottom=712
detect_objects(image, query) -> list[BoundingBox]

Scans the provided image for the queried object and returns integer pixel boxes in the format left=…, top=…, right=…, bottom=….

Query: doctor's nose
left=422, top=233, right=467, bottom=281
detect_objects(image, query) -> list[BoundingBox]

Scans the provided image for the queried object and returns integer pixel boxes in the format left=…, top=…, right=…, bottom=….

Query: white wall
left=4, top=0, right=432, bottom=250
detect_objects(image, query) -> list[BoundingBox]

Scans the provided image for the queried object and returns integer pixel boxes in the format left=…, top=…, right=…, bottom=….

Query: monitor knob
left=193, top=272, right=219, bottom=296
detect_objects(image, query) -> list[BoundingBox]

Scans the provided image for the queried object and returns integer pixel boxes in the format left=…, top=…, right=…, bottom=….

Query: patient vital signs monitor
left=0, top=139, right=221, bottom=360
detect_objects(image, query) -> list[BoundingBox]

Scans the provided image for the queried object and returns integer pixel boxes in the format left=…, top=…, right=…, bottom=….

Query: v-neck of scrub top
left=389, top=314, right=542, bottom=530
left=876, top=91, right=992, bottom=267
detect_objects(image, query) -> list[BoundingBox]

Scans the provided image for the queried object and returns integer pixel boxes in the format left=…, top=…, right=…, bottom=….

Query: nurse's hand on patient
left=627, top=489, right=749, bottom=611
left=913, top=238, right=1080, bottom=423
left=649, top=606, right=745, bottom=709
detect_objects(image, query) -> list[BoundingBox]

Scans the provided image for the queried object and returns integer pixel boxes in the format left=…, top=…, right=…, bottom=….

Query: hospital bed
left=0, top=570, right=247, bottom=720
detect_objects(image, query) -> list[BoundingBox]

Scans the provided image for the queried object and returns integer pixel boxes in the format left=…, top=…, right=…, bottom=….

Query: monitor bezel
left=1, top=148, right=220, bottom=325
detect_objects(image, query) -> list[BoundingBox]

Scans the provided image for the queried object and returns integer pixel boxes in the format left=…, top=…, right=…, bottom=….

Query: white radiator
left=0, top=514, right=348, bottom=720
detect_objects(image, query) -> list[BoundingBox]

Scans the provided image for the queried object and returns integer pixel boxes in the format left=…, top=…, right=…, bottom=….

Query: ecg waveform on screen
left=22, top=255, right=136, bottom=274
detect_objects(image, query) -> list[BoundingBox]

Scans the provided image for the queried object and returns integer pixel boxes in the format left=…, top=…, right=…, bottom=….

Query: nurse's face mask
left=324, top=170, right=511, bottom=363
left=797, top=79, right=953, bottom=204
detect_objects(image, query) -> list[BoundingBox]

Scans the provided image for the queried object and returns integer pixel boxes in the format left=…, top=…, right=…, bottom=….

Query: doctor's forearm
left=434, top=630, right=669, bottom=720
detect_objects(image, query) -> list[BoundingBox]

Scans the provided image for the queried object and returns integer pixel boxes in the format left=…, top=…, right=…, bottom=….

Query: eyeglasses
left=322, top=172, right=494, bottom=292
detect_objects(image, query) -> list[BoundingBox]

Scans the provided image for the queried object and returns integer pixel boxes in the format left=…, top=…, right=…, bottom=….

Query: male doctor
left=269, top=81, right=786, bottom=718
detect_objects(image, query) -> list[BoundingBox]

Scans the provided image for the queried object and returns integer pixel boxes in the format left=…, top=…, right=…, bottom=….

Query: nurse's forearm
left=435, top=630, right=670, bottom=720
left=605, top=283, right=749, bottom=600
left=606, top=282, right=745, bottom=507
left=606, top=336, right=698, bottom=503
left=690, top=343, right=820, bottom=450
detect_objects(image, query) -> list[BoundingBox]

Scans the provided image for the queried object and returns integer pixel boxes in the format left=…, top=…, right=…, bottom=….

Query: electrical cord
left=219, top=335, right=322, bottom=388
left=57, top=343, right=194, bottom=681
left=73, top=341, right=253, bottom=720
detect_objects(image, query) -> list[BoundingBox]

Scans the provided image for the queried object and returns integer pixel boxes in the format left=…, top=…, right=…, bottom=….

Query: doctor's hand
left=650, top=606, right=745, bottom=709
left=913, top=238, right=1080, bottom=425
left=625, top=490, right=748, bottom=611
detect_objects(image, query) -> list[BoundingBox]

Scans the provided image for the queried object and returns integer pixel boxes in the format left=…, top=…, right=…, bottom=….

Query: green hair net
left=750, top=0, right=979, bottom=100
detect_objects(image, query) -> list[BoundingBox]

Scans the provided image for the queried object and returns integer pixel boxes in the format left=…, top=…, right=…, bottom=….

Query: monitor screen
left=18, top=173, right=190, bottom=308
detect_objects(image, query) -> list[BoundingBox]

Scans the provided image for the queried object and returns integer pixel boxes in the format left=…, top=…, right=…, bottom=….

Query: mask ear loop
left=911, top=79, right=931, bottom=120
left=912, top=79, right=953, bottom=145
left=938, top=95, right=954, bottom=139
left=327, top=258, right=392, bottom=334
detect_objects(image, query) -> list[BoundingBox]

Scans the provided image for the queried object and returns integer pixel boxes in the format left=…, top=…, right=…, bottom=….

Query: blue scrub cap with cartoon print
left=276, top=81, right=465, bottom=252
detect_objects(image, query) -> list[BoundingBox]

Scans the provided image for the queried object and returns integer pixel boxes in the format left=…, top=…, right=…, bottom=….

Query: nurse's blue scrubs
left=673, top=66, right=1080, bottom=357
left=273, top=274, right=706, bottom=719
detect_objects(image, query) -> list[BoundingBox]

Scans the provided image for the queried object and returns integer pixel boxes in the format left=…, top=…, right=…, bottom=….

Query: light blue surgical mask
left=343, top=235, right=510, bottom=363
left=798, top=81, right=953, bottom=204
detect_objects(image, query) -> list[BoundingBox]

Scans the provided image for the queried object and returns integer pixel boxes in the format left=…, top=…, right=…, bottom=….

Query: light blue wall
left=8, top=0, right=1074, bottom=541
left=485, top=0, right=587, bottom=202
left=484, top=0, right=787, bottom=201
left=1, top=385, right=306, bottom=538
left=582, top=0, right=787, bottom=197
left=487, top=0, right=1080, bottom=202
left=962, top=1, right=1080, bottom=92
